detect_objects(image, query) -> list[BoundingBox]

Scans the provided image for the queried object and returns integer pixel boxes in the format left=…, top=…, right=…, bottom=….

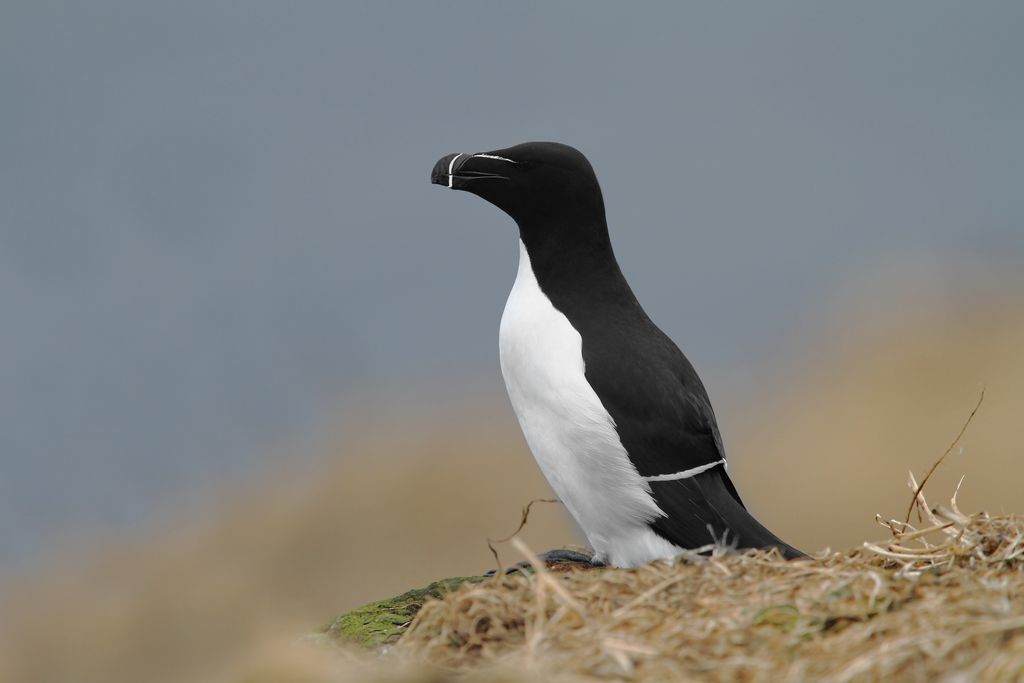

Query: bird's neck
left=517, top=218, right=638, bottom=308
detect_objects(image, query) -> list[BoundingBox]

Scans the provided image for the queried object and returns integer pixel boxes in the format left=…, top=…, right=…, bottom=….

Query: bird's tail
left=647, top=467, right=805, bottom=559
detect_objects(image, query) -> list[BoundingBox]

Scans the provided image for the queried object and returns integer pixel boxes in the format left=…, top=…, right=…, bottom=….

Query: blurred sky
left=1, top=2, right=1022, bottom=573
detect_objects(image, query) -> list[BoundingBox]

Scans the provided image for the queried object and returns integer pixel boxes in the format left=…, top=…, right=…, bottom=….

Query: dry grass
left=375, top=487, right=1024, bottom=682
left=263, top=483, right=1024, bottom=683
left=310, top=380, right=1024, bottom=682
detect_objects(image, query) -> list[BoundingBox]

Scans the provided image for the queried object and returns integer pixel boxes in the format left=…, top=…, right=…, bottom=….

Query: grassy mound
left=310, top=488, right=1024, bottom=682
left=321, top=576, right=486, bottom=648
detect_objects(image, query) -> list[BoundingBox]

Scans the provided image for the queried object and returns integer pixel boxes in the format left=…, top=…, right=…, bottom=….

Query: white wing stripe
left=641, top=459, right=725, bottom=482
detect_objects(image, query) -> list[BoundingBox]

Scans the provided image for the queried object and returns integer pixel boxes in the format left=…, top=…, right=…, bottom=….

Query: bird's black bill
left=431, top=152, right=509, bottom=189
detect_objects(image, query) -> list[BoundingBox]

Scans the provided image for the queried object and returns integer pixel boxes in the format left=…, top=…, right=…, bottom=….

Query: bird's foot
left=486, top=548, right=604, bottom=576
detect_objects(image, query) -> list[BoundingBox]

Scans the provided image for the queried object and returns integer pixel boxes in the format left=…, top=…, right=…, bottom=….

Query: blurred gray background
left=2, top=2, right=1022, bottom=573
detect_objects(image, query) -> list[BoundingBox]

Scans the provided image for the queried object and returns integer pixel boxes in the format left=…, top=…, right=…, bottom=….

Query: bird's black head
left=431, top=142, right=607, bottom=231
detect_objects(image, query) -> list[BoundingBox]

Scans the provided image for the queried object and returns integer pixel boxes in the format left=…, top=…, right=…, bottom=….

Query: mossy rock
left=320, top=576, right=486, bottom=648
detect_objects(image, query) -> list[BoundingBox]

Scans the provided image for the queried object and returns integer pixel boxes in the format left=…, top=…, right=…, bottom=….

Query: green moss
left=752, top=604, right=801, bottom=631
left=321, top=576, right=486, bottom=648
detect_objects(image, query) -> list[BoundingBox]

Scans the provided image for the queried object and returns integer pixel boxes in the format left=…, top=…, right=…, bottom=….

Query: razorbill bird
left=430, top=142, right=803, bottom=566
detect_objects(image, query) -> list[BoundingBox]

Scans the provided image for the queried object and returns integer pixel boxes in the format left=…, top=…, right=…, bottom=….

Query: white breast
left=498, top=240, right=680, bottom=567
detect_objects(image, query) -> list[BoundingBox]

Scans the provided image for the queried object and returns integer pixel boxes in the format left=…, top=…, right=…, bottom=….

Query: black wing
left=577, top=309, right=803, bottom=558
left=533, top=252, right=802, bottom=558
left=579, top=309, right=729, bottom=480
left=647, top=469, right=804, bottom=558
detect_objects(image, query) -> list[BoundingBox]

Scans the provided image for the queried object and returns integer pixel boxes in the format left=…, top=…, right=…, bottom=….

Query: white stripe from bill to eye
left=472, top=153, right=517, bottom=163
left=447, top=152, right=464, bottom=189
left=641, top=459, right=726, bottom=483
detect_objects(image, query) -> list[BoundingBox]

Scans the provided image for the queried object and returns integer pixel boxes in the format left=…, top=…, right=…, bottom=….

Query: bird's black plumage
left=432, top=142, right=803, bottom=560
